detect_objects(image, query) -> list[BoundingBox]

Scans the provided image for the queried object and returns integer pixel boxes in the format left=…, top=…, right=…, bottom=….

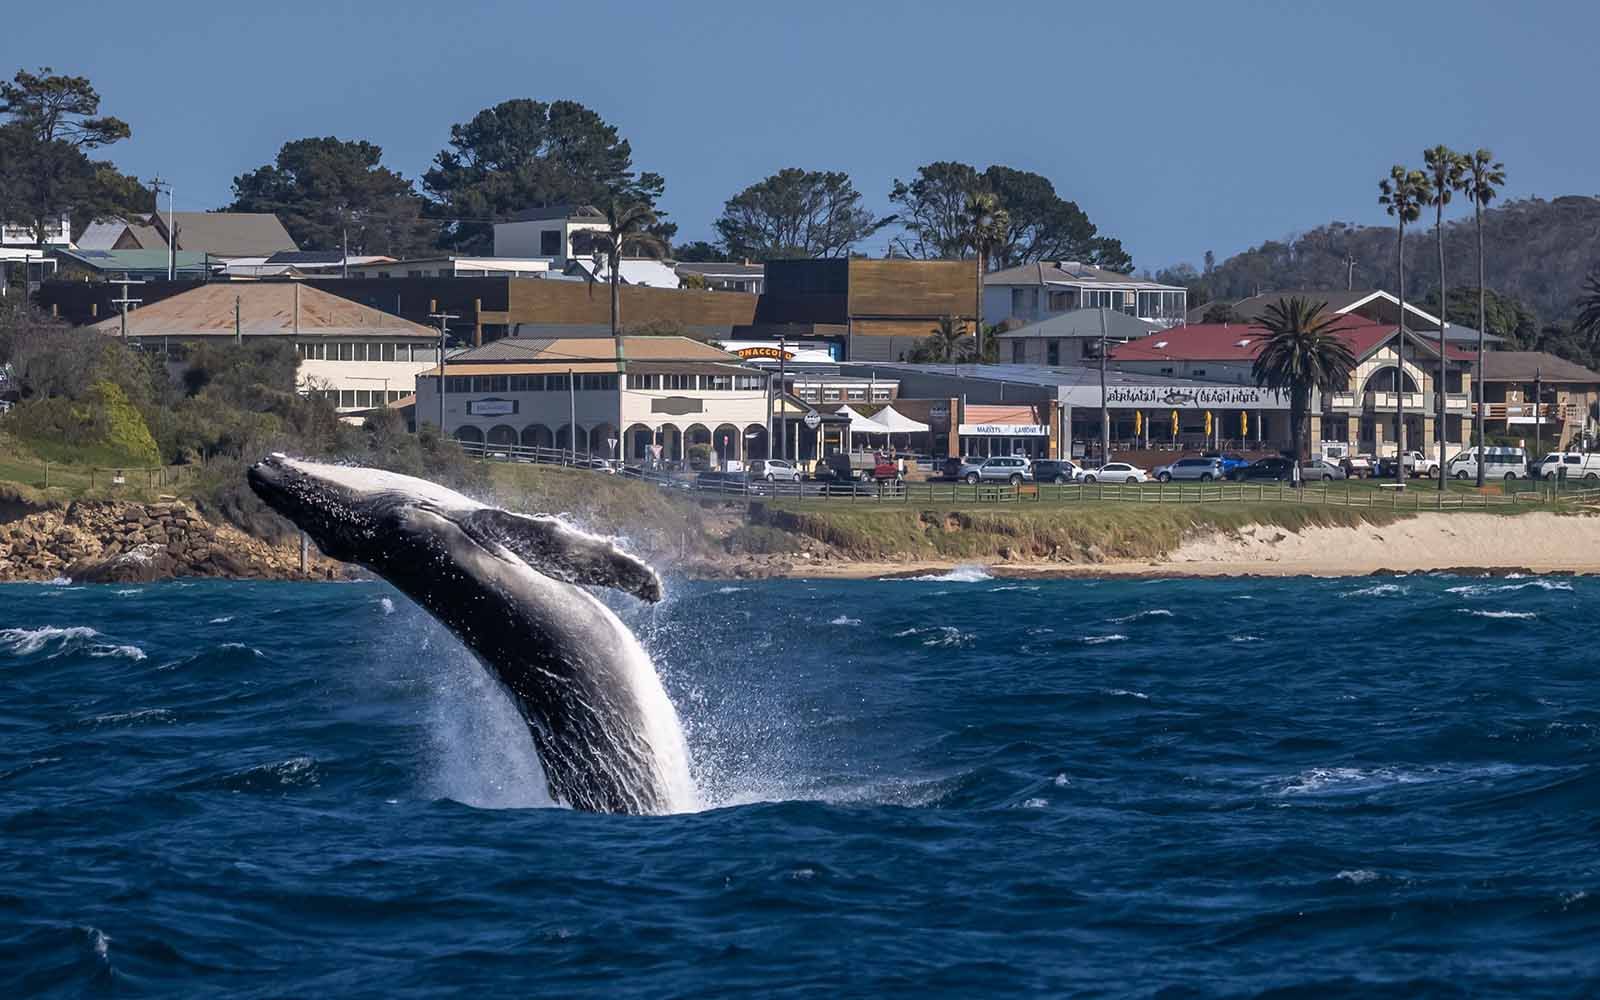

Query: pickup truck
left=1375, top=450, right=1441, bottom=479
left=817, top=451, right=902, bottom=483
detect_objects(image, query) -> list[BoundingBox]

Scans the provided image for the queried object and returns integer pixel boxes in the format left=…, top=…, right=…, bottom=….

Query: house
left=52, top=249, right=224, bottom=281
left=491, top=204, right=610, bottom=266
left=1108, top=319, right=1476, bottom=458
left=983, top=261, right=1186, bottom=329
left=0, top=247, right=59, bottom=295
left=1197, top=288, right=1503, bottom=349
left=1, top=213, right=70, bottom=246
left=222, top=252, right=397, bottom=278
left=995, top=308, right=1162, bottom=366
left=412, top=335, right=771, bottom=466
left=86, top=282, right=440, bottom=414
left=564, top=257, right=681, bottom=288
left=77, top=212, right=299, bottom=258
left=1475, top=351, right=1600, bottom=451
left=675, top=261, right=765, bottom=295
left=344, top=256, right=554, bottom=280
left=747, top=258, right=979, bottom=362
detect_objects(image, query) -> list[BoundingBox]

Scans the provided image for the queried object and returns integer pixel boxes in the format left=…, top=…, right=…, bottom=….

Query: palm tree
left=571, top=195, right=667, bottom=337
left=1379, top=165, right=1433, bottom=488
left=931, top=315, right=969, bottom=362
left=1250, top=297, right=1358, bottom=487
left=1423, top=145, right=1467, bottom=491
left=963, top=191, right=1009, bottom=363
left=1461, top=149, right=1505, bottom=486
left=1576, top=270, right=1600, bottom=350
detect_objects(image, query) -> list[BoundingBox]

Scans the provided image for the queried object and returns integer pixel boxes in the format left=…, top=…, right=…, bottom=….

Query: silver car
left=746, top=459, right=802, bottom=482
left=1152, top=457, right=1224, bottom=482
left=952, top=456, right=1032, bottom=485
left=1301, top=458, right=1347, bottom=481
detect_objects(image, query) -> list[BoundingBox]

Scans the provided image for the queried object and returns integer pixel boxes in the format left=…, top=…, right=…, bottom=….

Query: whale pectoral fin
left=463, top=509, right=664, bottom=603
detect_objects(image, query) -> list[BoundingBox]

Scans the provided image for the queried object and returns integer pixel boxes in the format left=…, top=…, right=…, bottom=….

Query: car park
left=1084, top=462, right=1149, bottom=484
left=1152, top=457, right=1224, bottom=482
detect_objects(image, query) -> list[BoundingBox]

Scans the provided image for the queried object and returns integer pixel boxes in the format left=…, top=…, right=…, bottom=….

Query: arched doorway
left=521, top=424, right=553, bottom=451
left=486, top=425, right=517, bottom=449
left=743, top=424, right=769, bottom=460
left=588, top=423, right=619, bottom=461
left=455, top=425, right=484, bottom=445
left=713, top=423, right=741, bottom=464
left=685, top=424, right=711, bottom=469
left=659, top=424, right=684, bottom=465
left=625, top=423, right=654, bottom=462
left=555, top=424, right=581, bottom=454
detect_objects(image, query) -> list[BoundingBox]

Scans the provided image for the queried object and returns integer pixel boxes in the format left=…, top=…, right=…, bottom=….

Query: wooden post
left=474, top=298, right=483, bottom=347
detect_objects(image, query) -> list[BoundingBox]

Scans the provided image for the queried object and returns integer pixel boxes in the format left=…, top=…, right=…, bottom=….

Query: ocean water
left=4, top=573, right=1599, bottom=997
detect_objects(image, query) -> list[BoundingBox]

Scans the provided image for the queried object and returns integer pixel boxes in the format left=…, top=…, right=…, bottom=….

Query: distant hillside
left=1190, top=196, right=1600, bottom=324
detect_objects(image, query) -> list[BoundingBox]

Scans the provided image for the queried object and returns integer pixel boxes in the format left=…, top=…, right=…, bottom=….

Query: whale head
left=247, top=454, right=663, bottom=603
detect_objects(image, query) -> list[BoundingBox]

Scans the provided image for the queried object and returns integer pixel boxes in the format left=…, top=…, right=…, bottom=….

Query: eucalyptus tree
left=1423, top=145, right=1467, bottom=491
left=1379, top=165, right=1433, bottom=488
left=1462, top=150, right=1506, bottom=486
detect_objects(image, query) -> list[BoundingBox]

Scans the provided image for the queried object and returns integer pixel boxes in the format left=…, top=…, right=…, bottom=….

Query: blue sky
left=5, top=0, right=1594, bottom=270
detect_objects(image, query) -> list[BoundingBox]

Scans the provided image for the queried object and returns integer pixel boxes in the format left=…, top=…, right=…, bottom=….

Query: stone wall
left=0, top=500, right=343, bottom=583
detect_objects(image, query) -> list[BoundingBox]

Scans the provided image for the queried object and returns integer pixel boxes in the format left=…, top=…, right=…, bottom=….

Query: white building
left=492, top=204, right=610, bottom=267
left=88, top=282, right=441, bottom=414
left=346, top=256, right=554, bottom=279
left=2, top=213, right=71, bottom=246
left=414, top=336, right=773, bottom=465
left=564, top=257, right=681, bottom=288
left=984, top=260, right=1187, bottom=329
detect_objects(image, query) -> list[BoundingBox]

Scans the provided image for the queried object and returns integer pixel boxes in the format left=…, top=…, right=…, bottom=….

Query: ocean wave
left=1340, top=583, right=1407, bottom=598
left=1230, top=634, right=1264, bottom=643
left=829, top=615, right=862, bottom=626
left=1103, top=688, right=1149, bottom=700
left=0, top=626, right=146, bottom=661
left=1335, top=869, right=1381, bottom=884
left=714, top=586, right=748, bottom=594
left=900, top=566, right=992, bottom=583
left=1274, top=766, right=1429, bottom=795
left=1446, top=579, right=1574, bottom=598
left=1081, top=634, right=1128, bottom=645
left=988, top=584, right=1040, bottom=592
left=1108, top=609, right=1173, bottom=624
left=113, top=588, right=144, bottom=597
left=207, top=616, right=234, bottom=624
left=1458, top=609, right=1538, bottom=620
left=379, top=597, right=396, bottom=615
left=83, top=708, right=174, bottom=728
left=894, top=626, right=976, bottom=648
left=220, top=642, right=265, bottom=656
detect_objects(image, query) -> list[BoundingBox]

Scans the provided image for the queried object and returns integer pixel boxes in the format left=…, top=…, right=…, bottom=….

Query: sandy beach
left=774, top=512, right=1600, bottom=579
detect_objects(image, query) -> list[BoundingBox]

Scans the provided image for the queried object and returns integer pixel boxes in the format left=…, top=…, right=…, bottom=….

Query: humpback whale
left=246, top=454, right=695, bottom=815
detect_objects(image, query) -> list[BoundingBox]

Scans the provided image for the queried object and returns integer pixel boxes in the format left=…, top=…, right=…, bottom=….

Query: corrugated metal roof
left=450, top=335, right=739, bottom=364
left=162, top=212, right=298, bottom=257
left=1480, top=351, right=1600, bottom=382
left=87, top=282, right=435, bottom=338
left=997, top=308, right=1162, bottom=340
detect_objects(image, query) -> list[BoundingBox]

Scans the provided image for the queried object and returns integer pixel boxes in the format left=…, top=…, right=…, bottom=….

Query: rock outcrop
left=0, top=500, right=343, bottom=583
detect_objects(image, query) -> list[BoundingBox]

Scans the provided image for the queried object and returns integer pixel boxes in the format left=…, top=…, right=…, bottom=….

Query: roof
left=1203, top=289, right=1500, bottom=342
left=984, top=260, right=1180, bottom=290
left=74, top=220, right=130, bottom=251
left=1108, top=320, right=1475, bottom=364
left=447, top=335, right=741, bottom=365
left=675, top=261, right=765, bottom=278
left=1478, top=351, right=1600, bottom=383
left=265, top=250, right=344, bottom=265
left=160, top=212, right=298, bottom=257
left=838, top=361, right=1275, bottom=392
left=566, top=258, right=681, bottom=288
left=86, top=282, right=436, bottom=339
left=121, top=224, right=168, bottom=250
left=55, top=248, right=219, bottom=273
left=505, top=204, right=604, bottom=223
left=997, top=308, right=1162, bottom=340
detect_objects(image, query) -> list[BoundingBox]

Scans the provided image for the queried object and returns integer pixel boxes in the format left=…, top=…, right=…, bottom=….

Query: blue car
left=1204, top=451, right=1251, bottom=476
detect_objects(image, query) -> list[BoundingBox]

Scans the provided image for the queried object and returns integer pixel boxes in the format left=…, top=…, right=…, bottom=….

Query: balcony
left=1473, top=402, right=1579, bottom=423
left=1368, top=391, right=1425, bottom=411
left=1443, top=392, right=1470, bottom=412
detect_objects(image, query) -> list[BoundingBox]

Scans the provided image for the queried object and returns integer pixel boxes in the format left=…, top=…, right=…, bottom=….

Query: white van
left=1535, top=452, right=1600, bottom=481
left=1447, top=446, right=1528, bottom=481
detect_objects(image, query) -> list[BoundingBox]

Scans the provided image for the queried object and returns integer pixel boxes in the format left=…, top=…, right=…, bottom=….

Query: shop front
left=958, top=405, right=1055, bottom=458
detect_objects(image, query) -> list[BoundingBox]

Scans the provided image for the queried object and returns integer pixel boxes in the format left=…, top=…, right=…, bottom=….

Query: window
left=377, top=271, right=391, bottom=279
left=846, top=388, right=865, bottom=401
left=355, top=390, right=372, bottom=408
left=548, top=374, right=570, bottom=391
left=698, top=374, right=732, bottom=391
left=1011, top=342, right=1024, bottom=364
left=1010, top=288, right=1029, bottom=317
left=339, top=390, right=356, bottom=408
left=1047, top=291, right=1076, bottom=312
left=1046, top=340, right=1060, bottom=366
left=871, top=387, right=892, bottom=401
left=352, top=343, right=368, bottom=362
left=798, top=387, right=818, bottom=401
left=381, top=343, right=396, bottom=362
left=1192, top=368, right=1207, bottom=377
left=339, top=343, right=355, bottom=362
left=407, top=269, right=422, bottom=278
left=540, top=230, right=561, bottom=255
left=411, top=345, right=437, bottom=364
left=823, top=388, right=842, bottom=401
left=446, top=376, right=471, bottom=392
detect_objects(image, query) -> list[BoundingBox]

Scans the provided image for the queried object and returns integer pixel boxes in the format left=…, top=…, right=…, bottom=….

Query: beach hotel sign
left=1061, top=384, right=1289, bottom=410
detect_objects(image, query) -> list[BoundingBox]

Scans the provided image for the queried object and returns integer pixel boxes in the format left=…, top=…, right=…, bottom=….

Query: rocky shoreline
left=0, top=500, right=342, bottom=583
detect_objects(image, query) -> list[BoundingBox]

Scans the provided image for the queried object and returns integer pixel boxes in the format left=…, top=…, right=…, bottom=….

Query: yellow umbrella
left=1204, top=410, right=1213, bottom=437
left=1241, top=410, right=1249, bottom=437
left=1170, top=409, right=1179, bottom=440
left=1133, top=410, right=1142, bottom=436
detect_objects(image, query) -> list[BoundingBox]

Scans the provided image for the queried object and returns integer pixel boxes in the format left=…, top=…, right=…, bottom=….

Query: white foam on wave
left=1103, top=688, right=1149, bottom=700
left=379, top=597, right=396, bottom=615
left=1108, top=609, right=1173, bottom=624
left=715, top=585, right=748, bottom=594
left=1081, top=633, right=1128, bottom=645
left=113, top=588, right=144, bottom=597
left=1340, top=583, right=1407, bottom=598
left=829, top=615, right=862, bottom=626
left=1230, top=634, right=1264, bottom=643
left=86, top=707, right=173, bottom=727
left=988, top=583, right=1039, bottom=593
left=43, top=576, right=73, bottom=586
left=1458, top=609, right=1538, bottom=620
left=897, top=565, right=993, bottom=583
left=1446, top=579, right=1574, bottom=598
left=0, top=625, right=145, bottom=661
left=88, top=644, right=147, bottom=661
left=208, top=616, right=233, bottom=624
left=1336, top=869, right=1380, bottom=885
left=894, top=625, right=976, bottom=648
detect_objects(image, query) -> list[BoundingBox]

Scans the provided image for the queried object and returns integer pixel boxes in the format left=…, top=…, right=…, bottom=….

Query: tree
left=672, top=240, right=724, bottom=262
left=1460, top=149, right=1506, bottom=483
left=712, top=169, right=888, bottom=261
left=888, top=161, right=1130, bottom=270
left=1576, top=271, right=1600, bottom=352
left=0, top=68, right=143, bottom=245
left=1202, top=302, right=1240, bottom=324
left=421, top=98, right=666, bottom=254
left=571, top=195, right=667, bottom=337
left=1379, top=164, right=1432, bottom=487
left=1423, top=145, right=1467, bottom=491
left=229, top=137, right=436, bottom=257
left=904, top=316, right=972, bottom=363
left=1249, top=297, right=1357, bottom=485
left=964, top=191, right=1009, bottom=362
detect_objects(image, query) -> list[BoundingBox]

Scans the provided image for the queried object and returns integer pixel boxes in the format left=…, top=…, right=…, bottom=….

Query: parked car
left=1230, top=457, right=1298, bottom=481
left=1084, top=462, right=1149, bottom=484
left=1374, top=449, right=1441, bottom=479
left=1152, top=456, right=1225, bottom=482
left=746, top=458, right=802, bottom=482
left=818, top=451, right=901, bottom=483
left=950, top=455, right=1032, bottom=485
left=1030, top=459, right=1084, bottom=484
left=1535, top=452, right=1600, bottom=480
left=1447, top=446, right=1529, bottom=481
left=1203, top=451, right=1251, bottom=476
left=1302, top=458, right=1347, bottom=481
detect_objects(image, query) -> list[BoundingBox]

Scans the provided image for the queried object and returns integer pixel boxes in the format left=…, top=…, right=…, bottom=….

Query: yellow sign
left=1133, top=410, right=1142, bottom=435
left=1170, top=409, right=1179, bottom=438
left=1204, top=410, right=1213, bottom=436
left=1241, top=410, right=1248, bottom=436
left=734, top=346, right=795, bottom=360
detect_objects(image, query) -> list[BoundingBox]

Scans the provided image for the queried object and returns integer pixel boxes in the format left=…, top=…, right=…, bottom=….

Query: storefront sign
left=717, top=340, right=838, bottom=363
left=1060, top=384, right=1288, bottom=409
left=803, top=410, right=822, bottom=430
left=468, top=398, right=517, bottom=416
left=958, top=423, right=1049, bottom=436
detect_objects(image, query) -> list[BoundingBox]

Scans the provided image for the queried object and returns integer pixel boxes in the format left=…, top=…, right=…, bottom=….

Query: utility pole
left=428, top=310, right=458, bottom=436
left=234, top=295, right=242, bottom=344
left=1534, top=366, right=1543, bottom=467
left=568, top=367, right=577, bottom=463
left=1345, top=253, right=1357, bottom=291
left=111, top=274, right=144, bottom=341
left=1098, top=307, right=1110, bottom=464
left=341, top=208, right=350, bottom=280
left=776, top=336, right=788, bottom=459
left=150, top=177, right=176, bottom=281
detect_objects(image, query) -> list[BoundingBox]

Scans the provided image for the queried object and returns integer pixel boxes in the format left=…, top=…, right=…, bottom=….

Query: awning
left=836, top=405, right=892, bottom=436
left=874, top=406, right=930, bottom=434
